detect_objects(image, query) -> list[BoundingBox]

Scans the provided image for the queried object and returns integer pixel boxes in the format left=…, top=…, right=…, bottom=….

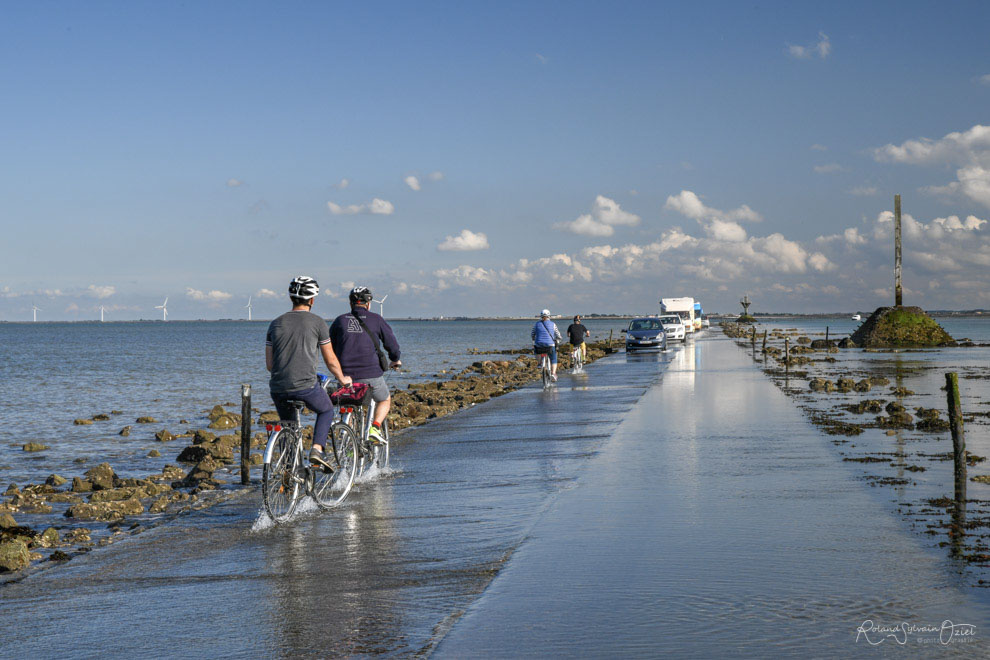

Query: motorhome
left=660, top=297, right=696, bottom=334
left=693, top=302, right=703, bottom=331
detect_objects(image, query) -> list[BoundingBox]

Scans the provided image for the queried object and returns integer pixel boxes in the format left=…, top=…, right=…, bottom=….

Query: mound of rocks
left=850, top=306, right=955, bottom=348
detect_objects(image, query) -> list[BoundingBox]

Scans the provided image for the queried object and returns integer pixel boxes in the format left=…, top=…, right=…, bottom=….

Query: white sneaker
left=551, top=374, right=558, bottom=382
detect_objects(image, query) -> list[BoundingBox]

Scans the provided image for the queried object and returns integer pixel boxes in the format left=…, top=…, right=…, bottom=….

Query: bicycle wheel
left=372, top=418, right=390, bottom=470
left=541, top=361, right=551, bottom=388
left=262, top=430, right=301, bottom=523
left=312, top=422, right=358, bottom=509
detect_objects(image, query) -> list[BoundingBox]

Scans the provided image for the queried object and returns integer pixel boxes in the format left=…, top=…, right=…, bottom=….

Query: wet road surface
left=3, top=336, right=989, bottom=657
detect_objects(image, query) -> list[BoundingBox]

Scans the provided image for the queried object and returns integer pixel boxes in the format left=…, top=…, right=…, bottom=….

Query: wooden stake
left=894, top=194, right=903, bottom=307
left=945, top=372, right=966, bottom=505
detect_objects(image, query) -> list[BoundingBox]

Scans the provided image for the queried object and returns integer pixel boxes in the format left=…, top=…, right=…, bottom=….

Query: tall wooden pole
left=894, top=194, right=903, bottom=306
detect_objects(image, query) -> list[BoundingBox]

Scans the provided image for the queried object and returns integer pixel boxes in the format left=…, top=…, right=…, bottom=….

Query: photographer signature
left=856, top=620, right=976, bottom=645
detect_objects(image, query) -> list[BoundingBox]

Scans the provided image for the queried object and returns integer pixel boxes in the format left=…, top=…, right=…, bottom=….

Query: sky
left=2, top=0, right=990, bottom=320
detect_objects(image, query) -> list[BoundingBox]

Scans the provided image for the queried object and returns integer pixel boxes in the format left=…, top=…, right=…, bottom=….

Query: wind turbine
left=32, top=305, right=41, bottom=322
left=99, top=305, right=106, bottom=322
left=372, top=294, right=388, bottom=317
left=155, top=297, right=168, bottom=321
left=245, top=296, right=253, bottom=321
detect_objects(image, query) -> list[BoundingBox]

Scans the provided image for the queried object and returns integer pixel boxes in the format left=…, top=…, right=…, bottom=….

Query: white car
left=659, top=315, right=686, bottom=341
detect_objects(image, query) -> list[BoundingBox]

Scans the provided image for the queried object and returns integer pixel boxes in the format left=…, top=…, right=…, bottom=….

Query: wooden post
left=784, top=337, right=790, bottom=368
left=825, top=326, right=829, bottom=343
left=240, top=383, right=252, bottom=485
left=945, top=372, right=966, bottom=504
left=608, top=329, right=613, bottom=351
left=762, top=331, right=767, bottom=351
left=751, top=326, right=756, bottom=346
left=894, top=194, right=903, bottom=307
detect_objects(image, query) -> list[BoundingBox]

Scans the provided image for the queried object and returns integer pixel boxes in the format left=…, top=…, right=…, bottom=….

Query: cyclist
left=329, top=286, right=401, bottom=444
left=532, top=309, right=562, bottom=382
left=566, top=315, right=590, bottom=362
left=266, top=276, right=351, bottom=470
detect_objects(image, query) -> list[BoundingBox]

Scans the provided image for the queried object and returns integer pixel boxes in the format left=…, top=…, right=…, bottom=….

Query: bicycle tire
left=541, top=361, right=551, bottom=388
left=372, top=418, right=390, bottom=470
left=262, top=430, right=301, bottom=523
left=312, top=422, right=358, bottom=509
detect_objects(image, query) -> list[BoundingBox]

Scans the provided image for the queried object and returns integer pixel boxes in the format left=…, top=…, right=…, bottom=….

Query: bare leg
left=373, top=397, right=390, bottom=426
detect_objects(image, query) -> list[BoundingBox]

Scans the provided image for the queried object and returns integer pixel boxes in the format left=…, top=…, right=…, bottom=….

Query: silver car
left=659, top=315, right=686, bottom=341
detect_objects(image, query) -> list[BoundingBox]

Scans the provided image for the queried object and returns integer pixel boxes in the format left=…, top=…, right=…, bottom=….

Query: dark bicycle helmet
left=288, top=276, right=320, bottom=300
left=349, top=286, right=373, bottom=305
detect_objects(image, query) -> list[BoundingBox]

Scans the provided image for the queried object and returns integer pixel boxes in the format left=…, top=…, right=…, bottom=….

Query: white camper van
left=660, top=297, right=696, bottom=334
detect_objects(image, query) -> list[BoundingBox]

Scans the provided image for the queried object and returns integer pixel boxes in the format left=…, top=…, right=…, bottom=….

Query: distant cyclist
left=532, top=309, right=562, bottom=382
left=329, top=286, right=402, bottom=445
left=266, top=276, right=351, bottom=470
left=566, top=315, right=590, bottom=362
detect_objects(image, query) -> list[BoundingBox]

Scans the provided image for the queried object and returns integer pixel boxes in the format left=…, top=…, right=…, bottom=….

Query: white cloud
left=434, top=265, right=495, bottom=289
left=323, top=282, right=355, bottom=299
left=405, top=175, right=421, bottom=191
left=706, top=219, right=747, bottom=242
left=428, top=171, right=444, bottom=181
left=186, top=287, right=232, bottom=303
left=327, top=198, right=395, bottom=215
left=331, top=178, right=350, bottom=190
left=813, top=163, right=844, bottom=174
left=810, top=144, right=828, bottom=151
left=226, top=178, right=243, bottom=187
left=438, top=229, right=490, bottom=251
left=535, top=53, right=548, bottom=65
left=87, top=285, right=115, bottom=299
left=255, top=288, right=279, bottom=299
left=554, top=195, right=640, bottom=236
left=787, top=31, right=831, bottom=60
left=664, top=190, right=763, bottom=223
left=849, top=186, right=878, bottom=196
left=978, top=74, right=990, bottom=86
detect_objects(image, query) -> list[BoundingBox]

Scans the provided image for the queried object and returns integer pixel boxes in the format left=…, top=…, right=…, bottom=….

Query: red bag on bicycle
left=330, top=382, right=372, bottom=405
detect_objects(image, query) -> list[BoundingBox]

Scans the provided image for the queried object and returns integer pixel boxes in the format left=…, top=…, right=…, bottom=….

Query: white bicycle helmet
left=288, top=276, right=320, bottom=299
left=540, top=308, right=551, bottom=317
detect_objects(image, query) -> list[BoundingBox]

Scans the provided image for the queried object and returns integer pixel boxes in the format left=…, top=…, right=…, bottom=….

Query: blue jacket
left=531, top=319, right=561, bottom=347
left=329, top=307, right=401, bottom=379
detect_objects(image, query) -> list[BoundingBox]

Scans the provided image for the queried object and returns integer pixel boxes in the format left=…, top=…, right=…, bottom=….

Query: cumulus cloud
left=330, top=178, right=350, bottom=190
left=554, top=195, right=641, bottom=236
left=428, top=171, right=444, bottom=181
left=186, top=287, right=232, bottom=303
left=874, top=125, right=990, bottom=209
left=323, top=282, right=355, bottom=299
left=535, top=53, right=548, bottom=65
left=664, top=190, right=763, bottom=223
left=438, top=229, right=490, bottom=251
left=813, top=163, right=844, bottom=174
left=980, top=74, right=990, bottom=86
left=850, top=186, right=878, bottom=196
left=327, top=198, right=395, bottom=215
left=810, top=144, right=828, bottom=151
left=404, top=176, right=421, bottom=191
left=255, top=288, right=279, bottom=299
left=787, top=31, right=831, bottom=59
left=226, top=178, right=243, bottom=187
left=87, top=285, right=115, bottom=299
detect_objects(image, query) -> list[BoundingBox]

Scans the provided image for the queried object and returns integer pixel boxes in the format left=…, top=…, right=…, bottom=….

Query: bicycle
left=535, top=347, right=554, bottom=388
left=262, top=399, right=358, bottom=523
left=329, top=382, right=390, bottom=477
left=571, top=344, right=584, bottom=373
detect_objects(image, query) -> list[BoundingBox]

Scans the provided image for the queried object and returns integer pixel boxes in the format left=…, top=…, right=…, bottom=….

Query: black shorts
left=533, top=345, right=554, bottom=355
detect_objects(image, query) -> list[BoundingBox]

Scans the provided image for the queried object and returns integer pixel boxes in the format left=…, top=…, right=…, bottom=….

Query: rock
left=135, top=416, right=158, bottom=424
left=869, top=376, right=890, bottom=386
left=83, top=463, right=117, bottom=490
left=147, top=449, right=161, bottom=458
left=88, top=487, right=147, bottom=502
left=853, top=379, right=872, bottom=392
left=179, top=419, right=189, bottom=424
left=876, top=411, right=914, bottom=429
left=192, top=430, right=216, bottom=444
left=208, top=413, right=240, bottom=430
left=890, top=387, right=915, bottom=396
left=915, top=407, right=951, bottom=432
left=837, top=337, right=857, bottom=349
left=836, top=377, right=856, bottom=392
left=45, top=474, right=67, bottom=487
left=73, top=418, right=94, bottom=426
left=258, top=411, right=280, bottom=424
left=64, top=498, right=144, bottom=521
left=796, top=336, right=811, bottom=345
left=111, top=410, right=123, bottom=415
left=155, top=429, right=175, bottom=442
left=809, top=378, right=835, bottom=392
left=5, top=484, right=19, bottom=496
left=64, top=528, right=91, bottom=543
left=22, top=443, right=49, bottom=452
left=809, top=339, right=833, bottom=349
left=0, top=513, right=16, bottom=528
left=850, top=306, right=955, bottom=348
left=37, top=527, right=59, bottom=548
left=92, top=414, right=111, bottom=421
left=149, top=496, right=169, bottom=514
left=176, top=445, right=209, bottom=463
left=71, top=477, right=93, bottom=493
left=119, top=426, right=132, bottom=436
left=885, top=401, right=905, bottom=414
left=208, top=405, right=226, bottom=421
left=249, top=453, right=263, bottom=465
left=0, top=540, right=30, bottom=572
left=49, top=550, right=71, bottom=562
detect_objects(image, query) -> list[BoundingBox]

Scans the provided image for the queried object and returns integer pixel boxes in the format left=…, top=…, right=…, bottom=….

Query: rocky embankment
left=721, top=321, right=990, bottom=571
left=1, top=340, right=615, bottom=577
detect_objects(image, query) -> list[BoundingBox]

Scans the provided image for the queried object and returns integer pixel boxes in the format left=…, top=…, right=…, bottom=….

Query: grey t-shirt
left=266, top=310, right=331, bottom=393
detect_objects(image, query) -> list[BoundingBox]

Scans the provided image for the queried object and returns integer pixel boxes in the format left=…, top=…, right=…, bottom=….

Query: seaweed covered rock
left=850, top=306, right=955, bottom=348
left=0, top=540, right=31, bottom=572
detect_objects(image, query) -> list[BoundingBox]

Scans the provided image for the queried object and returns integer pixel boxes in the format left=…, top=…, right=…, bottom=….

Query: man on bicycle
left=329, top=286, right=401, bottom=444
left=566, top=315, right=590, bottom=362
left=532, top=309, right=562, bottom=382
left=266, top=276, right=351, bottom=470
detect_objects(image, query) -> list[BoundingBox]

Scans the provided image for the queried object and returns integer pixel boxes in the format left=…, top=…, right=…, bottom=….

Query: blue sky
left=2, top=1, right=990, bottom=320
